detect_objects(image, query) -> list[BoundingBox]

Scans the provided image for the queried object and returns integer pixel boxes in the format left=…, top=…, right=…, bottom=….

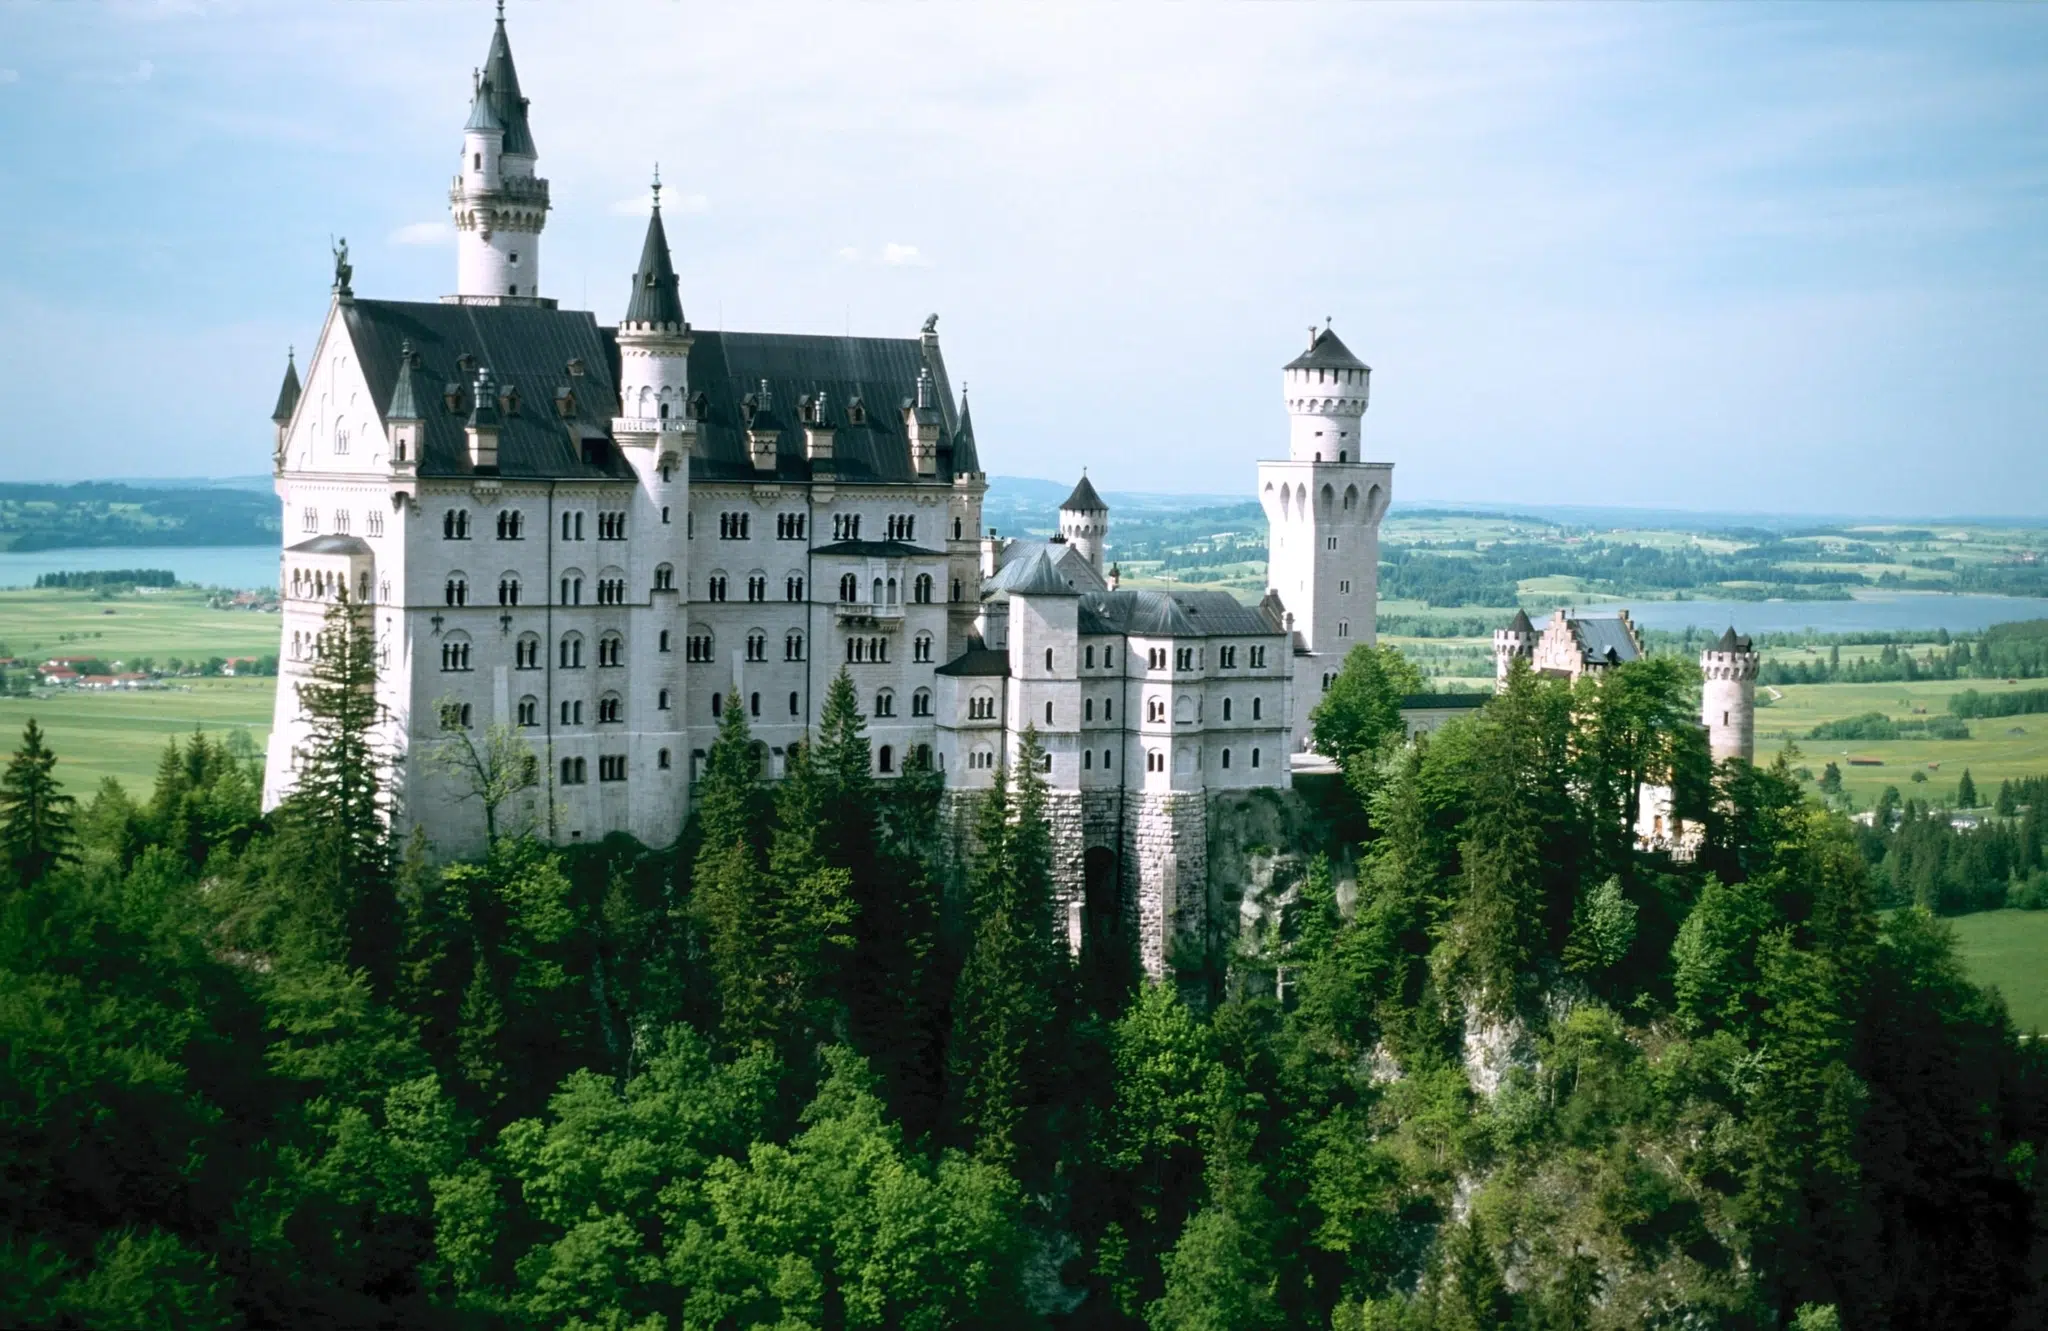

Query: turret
left=1701, top=627, right=1759, bottom=764
left=613, top=170, right=693, bottom=435
left=386, top=340, right=424, bottom=474
left=1058, top=472, right=1109, bottom=576
left=270, top=349, right=301, bottom=461
left=449, top=4, right=550, bottom=303
left=1493, top=608, right=1536, bottom=688
left=1283, top=323, right=1370, bottom=462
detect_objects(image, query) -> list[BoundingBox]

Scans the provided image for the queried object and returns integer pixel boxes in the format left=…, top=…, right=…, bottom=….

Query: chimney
left=465, top=367, right=501, bottom=473
left=804, top=390, right=835, bottom=464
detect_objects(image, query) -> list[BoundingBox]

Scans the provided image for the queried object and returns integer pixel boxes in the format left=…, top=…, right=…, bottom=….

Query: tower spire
left=451, top=4, right=550, bottom=301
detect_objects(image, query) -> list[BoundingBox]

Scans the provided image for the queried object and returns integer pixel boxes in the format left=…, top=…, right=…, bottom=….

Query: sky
left=0, top=2, right=2044, bottom=516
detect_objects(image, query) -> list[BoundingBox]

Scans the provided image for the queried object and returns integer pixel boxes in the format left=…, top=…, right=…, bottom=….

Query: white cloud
left=881, top=243, right=929, bottom=267
left=611, top=190, right=709, bottom=217
left=388, top=221, right=451, bottom=246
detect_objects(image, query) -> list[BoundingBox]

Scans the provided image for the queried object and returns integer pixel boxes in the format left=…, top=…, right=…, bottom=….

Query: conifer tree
left=282, top=590, right=399, bottom=987
left=691, top=700, right=773, bottom=1045
left=1956, top=767, right=1978, bottom=810
left=763, top=734, right=856, bottom=1049
left=0, top=718, right=76, bottom=888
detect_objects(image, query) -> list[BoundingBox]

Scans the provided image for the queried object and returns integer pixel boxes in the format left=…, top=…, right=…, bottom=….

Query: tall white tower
left=1058, top=473, right=1109, bottom=576
left=1258, top=325, right=1392, bottom=752
left=450, top=6, right=549, bottom=303
left=1701, top=627, right=1759, bottom=765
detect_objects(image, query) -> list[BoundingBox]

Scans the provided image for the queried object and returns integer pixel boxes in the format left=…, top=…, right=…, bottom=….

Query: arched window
left=559, top=632, right=584, bottom=669
left=785, top=630, right=805, bottom=661
left=498, top=573, right=520, bottom=606
left=598, top=692, right=623, bottom=724
left=707, top=572, right=728, bottom=602
left=872, top=577, right=884, bottom=605
left=747, top=573, right=767, bottom=602
left=875, top=689, right=896, bottom=718
left=517, top=695, right=538, bottom=727
left=497, top=509, right=524, bottom=540
left=912, top=688, right=932, bottom=717
left=658, top=688, right=671, bottom=710
left=654, top=563, right=675, bottom=591
left=878, top=744, right=894, bottom=774
left=1044, top=700, right=1054, bottom=724
left=840, top=572, right=858, bottom=602
left=1222, top=697, right=1232, bottom=721
left=598, top=633, right=623, bottom=667
left=969, top=690, right=996, bottom=721
left=443, top=509, right=470, bottom=540
left=440, top=634, right=472, bottom=672
left=559, top=571, right=585, bottom=605
left=711, top=692, right=723, bottom=717
left=749, top=692, right=761, bottom=717
left=786, top=573, right=806, bottom=602
left=1045, top=647, right=1054, bottom=672
left=445, top=574, right=469, bottom=606
left=516, top=633, right=541, bottom=669
left=658, top=629, right=671, bottom=653
left=1251, top=747, right=1261, bottom=769
left=1221, top=749, right=1232, bottom=769
left=746, top=630, right=767, bottom=662
left=914, top=632, right=933, bottom=663
left=686, top=629, right=713, bottom=663
left=1252, top=696, right=1262, bottom=721
left=914, top=573, right=933, bottom=603
left=1084, top=750, right=1094, bottom=770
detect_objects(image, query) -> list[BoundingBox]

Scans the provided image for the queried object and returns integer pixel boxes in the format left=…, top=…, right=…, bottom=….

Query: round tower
left=614, top=172, right=692, bottom=424
left=1701, top=627, right=1759, bottom=764
left=1284, top=322, right=1370, bottom=462
left=1059, top=472, right=1109, bottom=576
left=450, top=6, right=550, bottom=302
left=1493, top=608, right=1537, bottom=689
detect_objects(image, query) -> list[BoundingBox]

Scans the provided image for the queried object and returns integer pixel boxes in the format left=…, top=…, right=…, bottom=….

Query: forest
left=0, top=484, right=277, bottom=552
left=1, top=595, right=2044, bottom=1330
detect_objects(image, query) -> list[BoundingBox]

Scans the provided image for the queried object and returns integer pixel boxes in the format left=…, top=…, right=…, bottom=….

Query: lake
left=1559, top=593, right=2044, bottom=636
left=0, top=546, right=277, bottom=590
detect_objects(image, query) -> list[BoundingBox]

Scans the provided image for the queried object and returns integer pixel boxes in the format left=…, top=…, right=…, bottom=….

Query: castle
left=260, top=10, right=1392, bottom=975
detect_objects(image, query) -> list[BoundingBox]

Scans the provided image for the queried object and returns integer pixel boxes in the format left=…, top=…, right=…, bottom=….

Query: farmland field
left=0, top=586, right=279, bottom=663
left=0, top=677, right=274, bottom=797
left=1755, top=677, right=2046, bottom=806
left=1947, top=910, right=2048, bottom=1034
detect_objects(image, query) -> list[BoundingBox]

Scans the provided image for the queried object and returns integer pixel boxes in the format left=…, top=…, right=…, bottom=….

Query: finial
left=1307, top=325, right=1317, bottom=349
left=287, top=345, right=294, bottom=364
left=651, top=163, right=662, bottom=209
left=496, top=0, right=505, bottom=20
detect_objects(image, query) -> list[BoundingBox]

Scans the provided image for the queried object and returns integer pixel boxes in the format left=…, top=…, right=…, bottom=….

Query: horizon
left=1, top=3, right=2045, bottom=515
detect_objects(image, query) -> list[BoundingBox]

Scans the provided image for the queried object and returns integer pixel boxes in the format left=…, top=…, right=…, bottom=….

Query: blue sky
left=1, top=1, right=2043, bottom=515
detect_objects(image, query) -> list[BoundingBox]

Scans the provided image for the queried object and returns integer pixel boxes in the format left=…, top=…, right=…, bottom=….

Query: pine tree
left=1995, top=779, right=2017, bottom=818
left=690, top=700, right=773, bottom=1045
left=1956, top=768, right=1978, bottom=810
left=0, top=718, right=76, bottom=888
left=281, top=590, right=399, bottom=988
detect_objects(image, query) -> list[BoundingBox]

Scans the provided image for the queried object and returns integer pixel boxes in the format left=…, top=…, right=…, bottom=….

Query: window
left=654, top=564, right=675, bottom=591
left=832, top=513, right=862, bottom=541
left=438, top=701, right=471, bottom=730
left=1337, top=620, right=1350, bottom=638
left=844, top=636, right=888, bottom=664
left=954, top=517, right=963, bottom=540
left=303, top=506, right=318, bottom=533
left=777, top=513, right=807, bottom=540
left=516, top=634, right=541, bottom=669
left=598, top=693, right=622, bottom=724
left=562, top=511, right=585, bottom=540
left=1086, top=699, right=1094, bottom=721
left=498, top=575, right=520, bottom=606
left=1148, top=647, right=1166, bottom=670
left=749, top=692, right=761, bottom=717
left=517, top=696, right=538, bottom=727
left=599, top=755, right=627, bottom=782
left=951, top=578, right=962, bottom=603
left=1222, top=697, right=1233, bottom=721
left=1339, top=579, right=1351, bottom=594
left=560, top=756, right=587, bottom=785
left=598, top=512, right=626, bottom=540
left=658, top=748, right=672, bottom=769
left=367, top=511, right=384, bottom=538
left=914, top=633, right=933, bottom=663
left=718, top=512, right=751, bottom=540
left=785, top=630, right=805, bottom=661
left=914, top=573, right=933, bottom=603
left=1085, top=645, right=1096, bottom=668
left=1251, top=747, right=1261, bottom=769
left=1252, top=697, right=1263, bottom=721
left=658, top=688, right=672, bottom=710
left=440, top=637, right=472, bottom=671
left=443, top=510, right=470, bottom=540
left=789, top=691, right=800, bottom=717
left=1104, top=698, right=1113, bottom=721
left=707, top=574, right=728, bottom=602
left=559, top=699, right=585, bottom=726
left=1084, top=750, right=1093, bottom=770
left=597, top=575, right=626, bottom=606
left=912, top=688, right=932, bottom=717
left=786, top=574, right=805, bottom=602
left=1103, top=748, right=1113, bottom=769
left=1326, top=536, right=1338, bottom=551
left=746, top=631, right=767, bottom=662
left=559, top=633, right=583, bottom=669
left=876, top=689, right=896, bottom=718
left=1147, top=749, right=1163, bottom=773
left=559, top=574, right=584, bottom=605
left=662, top=506, right=671, bottom=524
left=878, top=744, right=894, bottom=774
left=334, top=509, right=350, bottom=534
left=658, top=629, right=671, bottom=653
left=886, top=514, right=915, bottom=541
left=1175, top=647, right=1194, bottom=671
left=1322, top=672, right=1335, bottom=692
left=1146, top=697, right=1164, bottom=723
left=969, top=692, right=996, bottom=720
left=1045, top=648, right=1055, bottom=672
left=711, top=693, right=723, bottom=717
left=1221, top=748, right=1232, bottom=769
left=687, top=632, right=713, bottom=663
left=746, top=574, right=766, bottom=602
left=1044, top=700, right=1054, bottom=724
left=1219, top=645, right=1236, bottom=668
left=598, top=633, right=623, bottom=667
left=839, top=573, right=858, bottom=602
left=1250, top=645, right=1267, bottom=669
left=445, top=575, right=469, bottom=606
left=969, top=747, right=994, bottom=771
left=497, top=509, right=524, bottom=540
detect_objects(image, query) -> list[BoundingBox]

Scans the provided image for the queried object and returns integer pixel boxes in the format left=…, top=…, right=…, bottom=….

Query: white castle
left=261, top=11, right=1407, bottom=974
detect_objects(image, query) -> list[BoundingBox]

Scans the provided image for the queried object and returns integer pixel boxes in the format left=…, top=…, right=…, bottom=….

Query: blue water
left=1553, top=594, right=2044, bottom=636
left=0, top=546, right=277, bottom=590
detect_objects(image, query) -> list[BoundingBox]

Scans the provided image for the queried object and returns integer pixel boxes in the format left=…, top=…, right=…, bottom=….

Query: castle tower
left=1493, top=608, right=1536, bottom=688
left=1257, top=325, right=1391, bottom=751
left=1701, top=627, right=1759, bottom=764
left=1059, top=472, right=1109, bottom=576
left=450, top=6, right=550, bottom=303
left=613, top=172, right=693, bottom=426
left=269, top=349, right=300, bottom=463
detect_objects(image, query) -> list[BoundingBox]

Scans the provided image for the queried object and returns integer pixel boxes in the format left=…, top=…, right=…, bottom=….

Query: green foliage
left=1310, top=643, right=1425, bottom=778
left=0, top=718, right=77, bottom=887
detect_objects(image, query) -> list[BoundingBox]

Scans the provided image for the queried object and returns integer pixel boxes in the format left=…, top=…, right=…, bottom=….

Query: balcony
left=611, top=415, right=693, bottom=437
left=833, top=600, right=905, bottom=625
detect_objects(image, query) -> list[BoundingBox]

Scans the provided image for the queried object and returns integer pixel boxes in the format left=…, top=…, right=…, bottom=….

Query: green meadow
left=1947, top=909, right=2048, bottom=1034
left=1756, top=677, right=2046, bottom=807
left=0, top=586, right=278, bottom=663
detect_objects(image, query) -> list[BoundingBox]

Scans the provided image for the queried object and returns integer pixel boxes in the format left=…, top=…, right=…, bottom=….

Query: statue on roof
left=922, top=313, right=939, bottom=335
left=331, top=236, right=352, bottom=297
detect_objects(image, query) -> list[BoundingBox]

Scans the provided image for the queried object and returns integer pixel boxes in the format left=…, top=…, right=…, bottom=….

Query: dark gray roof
left=1061, top=473, right=1106, bottom=513
left=683, top=330, right=968, bottom=486
left=386, top=341, right=425, bottom=421
left=287, top=534, right=372, bottom=556
left=1284, top=326, right=1369, bottom=373
left=1076, top=588, right=1282, bottom=639
left=623, top=202, right=685, bottom=329
left=991, top=539, right=1104, bottom=591
left=271, top=352, right=301, bottom=424
left=953, top=394, right=981, bottom=475
left=479, top=14, right=535, bottom=156
left=1507, top=608, right=1534, bottom=634
left=936, top=645, right=1010, bottom=678
left=1562, top=614, right=1641, bottom=666
left=997, top=550, right=1080, bottom=597
left=464, top=83, right=505, bottom=134
left=1712, top=626, right=1754, bottom=653
left=342, top=298, right=630, bottom=481
left=812, top=539, right=941, bottom=559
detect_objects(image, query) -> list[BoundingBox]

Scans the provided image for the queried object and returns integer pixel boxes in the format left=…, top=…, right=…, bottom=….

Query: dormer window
left=443, top=382, right=464, bottom=414
left=499, top=383, right=520, bottom=416
left=688, top=391, right=708, bottom=421
left=567, top=357, right=586, bottom=378
left=847, top=397, right=866, bottom=426
left=457, top=352, right=476, bottom=374
left=555, top=387, right=576, bottom=419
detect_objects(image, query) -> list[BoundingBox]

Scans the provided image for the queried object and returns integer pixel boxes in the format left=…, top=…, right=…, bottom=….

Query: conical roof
left=464, top=80, right=505, bottom=134
left=623, top=198, right=685, bottom=328
left=1713, top=626, right=1752, bottom=653
left=387, top=341, right=424, bottom=422
left=951, top=392, right=981, bottom=474
left=271, top=351, right=301, bottom=424
left=1006, top=549, right=1080, bottom=597
left=1284, top=326, right=1369, bottom=372
left=1061, top=473, right=1107, bottom=513
left=479, top=11, right=535, bottom=156
left=1508, top=608, right=1534, bottom=634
